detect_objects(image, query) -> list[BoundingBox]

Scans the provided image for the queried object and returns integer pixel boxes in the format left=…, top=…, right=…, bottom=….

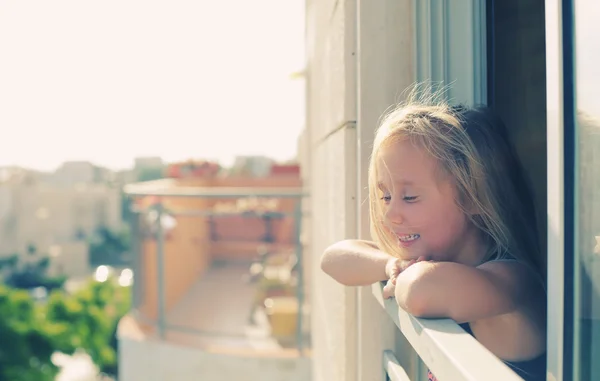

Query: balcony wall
left=138, top=194, right=211, bottom=320
left=119, top=312, right=310, bottom=381
left=132, top=175, right=302, bottom=327
left=119, top=335, right=310, bottom=381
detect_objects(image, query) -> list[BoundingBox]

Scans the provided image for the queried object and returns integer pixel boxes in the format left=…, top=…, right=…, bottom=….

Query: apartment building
left=304, top=0, right=599, bottom=380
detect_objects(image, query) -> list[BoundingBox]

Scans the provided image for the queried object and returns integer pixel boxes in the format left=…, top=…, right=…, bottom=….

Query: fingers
left=383, top=279, right=395, bottom=299
left=400, top=259, right=415, bottom=271
left=385, top=257, right=431, bottom=299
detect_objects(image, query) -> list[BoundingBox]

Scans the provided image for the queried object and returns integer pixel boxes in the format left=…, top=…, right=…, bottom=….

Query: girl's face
left=376, top=138, right=485, bottom=264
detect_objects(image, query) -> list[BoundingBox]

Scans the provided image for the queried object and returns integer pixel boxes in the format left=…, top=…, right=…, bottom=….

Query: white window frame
left=545, top=0, right=566, bottom=380
left=414, top=0, right=487, bottom=105
left=357, top=1, right=538, bottom=380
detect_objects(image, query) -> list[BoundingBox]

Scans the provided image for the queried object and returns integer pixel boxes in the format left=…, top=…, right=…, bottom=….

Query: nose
left=384, top=201, right=404, bottom=226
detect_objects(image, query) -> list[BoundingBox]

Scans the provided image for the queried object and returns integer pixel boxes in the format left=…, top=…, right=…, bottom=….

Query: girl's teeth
left=399, top=234, right=420, bottom=242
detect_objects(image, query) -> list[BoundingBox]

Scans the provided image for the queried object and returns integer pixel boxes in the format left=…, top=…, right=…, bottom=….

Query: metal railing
left=125, top=184, right=308, bottom=355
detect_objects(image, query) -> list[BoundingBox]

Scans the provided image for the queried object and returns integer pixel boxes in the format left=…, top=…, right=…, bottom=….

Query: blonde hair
left=368, top=90, right=541, bottom=269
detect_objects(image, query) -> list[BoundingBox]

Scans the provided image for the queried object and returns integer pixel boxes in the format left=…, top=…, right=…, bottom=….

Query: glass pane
left=574, top=1, right=600, bottom=379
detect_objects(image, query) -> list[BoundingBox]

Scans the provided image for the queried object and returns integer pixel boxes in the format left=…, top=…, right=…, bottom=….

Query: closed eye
left=380, top=191, right=391, bottom=204
left=403, top=196, right=419, bottom=203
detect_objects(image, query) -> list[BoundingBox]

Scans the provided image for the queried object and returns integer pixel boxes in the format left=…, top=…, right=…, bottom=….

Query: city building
left=228, top=156, right=274, bottom=177
left=0, top=173, right=122, bottom=277
left=132, top=156, right=166, bottom=183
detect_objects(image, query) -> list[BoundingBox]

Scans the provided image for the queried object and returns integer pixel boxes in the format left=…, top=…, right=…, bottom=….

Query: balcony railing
left=373, top=283, right=525, bottom=381
left=124, top=183, right=308, bottom=355
left=383, top=350, right=410, bottom=381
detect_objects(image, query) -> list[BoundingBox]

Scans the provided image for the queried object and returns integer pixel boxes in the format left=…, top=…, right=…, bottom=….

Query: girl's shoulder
left=470, top=259, right=547, bottom=367
left=480, top=256, right=546, bottom=292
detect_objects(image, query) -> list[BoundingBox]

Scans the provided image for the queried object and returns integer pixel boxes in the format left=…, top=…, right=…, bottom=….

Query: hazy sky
left=0, top=0, right=305, bottom=171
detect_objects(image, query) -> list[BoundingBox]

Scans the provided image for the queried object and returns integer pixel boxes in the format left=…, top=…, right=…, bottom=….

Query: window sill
left=372, top=282, right=522, bottom=381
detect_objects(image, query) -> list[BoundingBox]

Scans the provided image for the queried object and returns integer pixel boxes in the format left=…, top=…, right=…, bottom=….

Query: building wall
left=354, top=1, right=422, bottom=380
left=297, top=128, right=312, bottom=317
left=46, top=241, right=90, bottom=278
left=0, top=181, right=122, bottom=274
left=305, top=1, right=421, bottom=381
left=138, top=195, right=211, bottom=320
left=52, top=161, right=97, bottom=185
left=305, top=0, right=359, bottom=380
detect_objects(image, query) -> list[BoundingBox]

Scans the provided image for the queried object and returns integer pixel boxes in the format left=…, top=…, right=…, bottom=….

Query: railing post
left=155, top=201, right=167, bottom=339
left=263, top=212, right=274, bottom=243
left=382, top=350, right=411, bottom=381
left=294, top=198, right=304, bottom=355
left=130, top=202, right=141, bottom=312
left=209, top=215, right=219, bottom=241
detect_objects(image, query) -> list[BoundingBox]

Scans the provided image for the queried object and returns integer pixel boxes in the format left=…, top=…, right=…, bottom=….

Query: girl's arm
left=395, top=260, right=544, bottom=324
left=321, top=239, right=398, bottom=286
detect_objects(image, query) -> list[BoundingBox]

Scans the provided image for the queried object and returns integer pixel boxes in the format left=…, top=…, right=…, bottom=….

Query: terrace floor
left=120, top=261, right=307, bottom=357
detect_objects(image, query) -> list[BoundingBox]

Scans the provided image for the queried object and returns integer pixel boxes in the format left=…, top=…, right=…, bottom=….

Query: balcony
left=117, top=177, right=310, bottom=381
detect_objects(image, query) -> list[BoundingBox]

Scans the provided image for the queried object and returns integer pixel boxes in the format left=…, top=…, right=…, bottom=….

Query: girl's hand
left=383, top=256, right=427, bottom=299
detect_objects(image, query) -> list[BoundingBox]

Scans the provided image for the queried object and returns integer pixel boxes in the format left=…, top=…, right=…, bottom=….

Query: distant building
left=270, top=163, right=300, bottom=177
left=229, top=156, right=274, bottom=177
left=52, top=161, right=97, bottom=185
left=166, top=160, right=220, bottom=179
left=0, top=175, right=122, bottom=277
left=132, top=156, right=165, bottom=182
left=134, top=157, right=164, bottom=169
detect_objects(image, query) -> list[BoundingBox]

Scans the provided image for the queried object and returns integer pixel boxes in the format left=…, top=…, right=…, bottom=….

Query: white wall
left=355, top=1, right=421, bottom=380
left=305, top=0, right=358, bottom=381
left=306, top=0, right=422, bottom=380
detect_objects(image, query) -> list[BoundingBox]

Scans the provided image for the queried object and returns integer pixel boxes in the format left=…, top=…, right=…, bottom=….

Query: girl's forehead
left=375, top=139, right=440, bottom=185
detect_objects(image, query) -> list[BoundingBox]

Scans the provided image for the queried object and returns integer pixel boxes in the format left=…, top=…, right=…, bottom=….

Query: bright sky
left=0, top=0, right=305, bottom=171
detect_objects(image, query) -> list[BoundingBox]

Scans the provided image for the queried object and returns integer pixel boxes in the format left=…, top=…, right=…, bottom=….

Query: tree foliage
left=89, top=226, right=132, bottom=267
left=1, top=253, right=67, bottom=292
left=0, top=279, right=131, bottom=381
left=0, top=286, right=61, bottom=381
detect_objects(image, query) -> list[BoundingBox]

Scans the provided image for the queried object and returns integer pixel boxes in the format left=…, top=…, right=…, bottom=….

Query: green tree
left=0, top=278, right=131, bottom=380
left=4, top=254, right=66, bottom=292
left=0, top=254, right=18, bottom=270
left=0, top=286, right=63, bottom=381
left=89, top=227, right=132, bottom=267
left=45, top=279, right=131, bottom=376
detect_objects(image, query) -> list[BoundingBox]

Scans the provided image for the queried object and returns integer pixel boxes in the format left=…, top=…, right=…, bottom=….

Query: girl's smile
left=394, top=233, right=420, bottom=247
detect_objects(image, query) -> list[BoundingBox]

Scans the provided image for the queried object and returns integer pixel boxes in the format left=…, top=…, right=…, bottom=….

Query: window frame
left=546, top=0, right=575, bottom=380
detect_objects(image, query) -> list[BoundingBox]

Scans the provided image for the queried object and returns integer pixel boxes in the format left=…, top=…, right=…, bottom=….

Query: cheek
left=422, top=205, right=469, bottom=241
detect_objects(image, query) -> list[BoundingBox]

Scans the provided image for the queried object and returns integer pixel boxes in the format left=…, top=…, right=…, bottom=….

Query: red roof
left=270, top=164, right=300, bottom=176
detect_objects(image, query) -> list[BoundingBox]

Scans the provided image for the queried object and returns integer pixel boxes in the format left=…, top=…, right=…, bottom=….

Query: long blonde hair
left=368, top=92, right=541, bottom=270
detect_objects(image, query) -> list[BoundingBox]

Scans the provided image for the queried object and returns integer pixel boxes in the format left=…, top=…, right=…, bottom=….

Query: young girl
left=321, top=98, right=547, bottom=381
